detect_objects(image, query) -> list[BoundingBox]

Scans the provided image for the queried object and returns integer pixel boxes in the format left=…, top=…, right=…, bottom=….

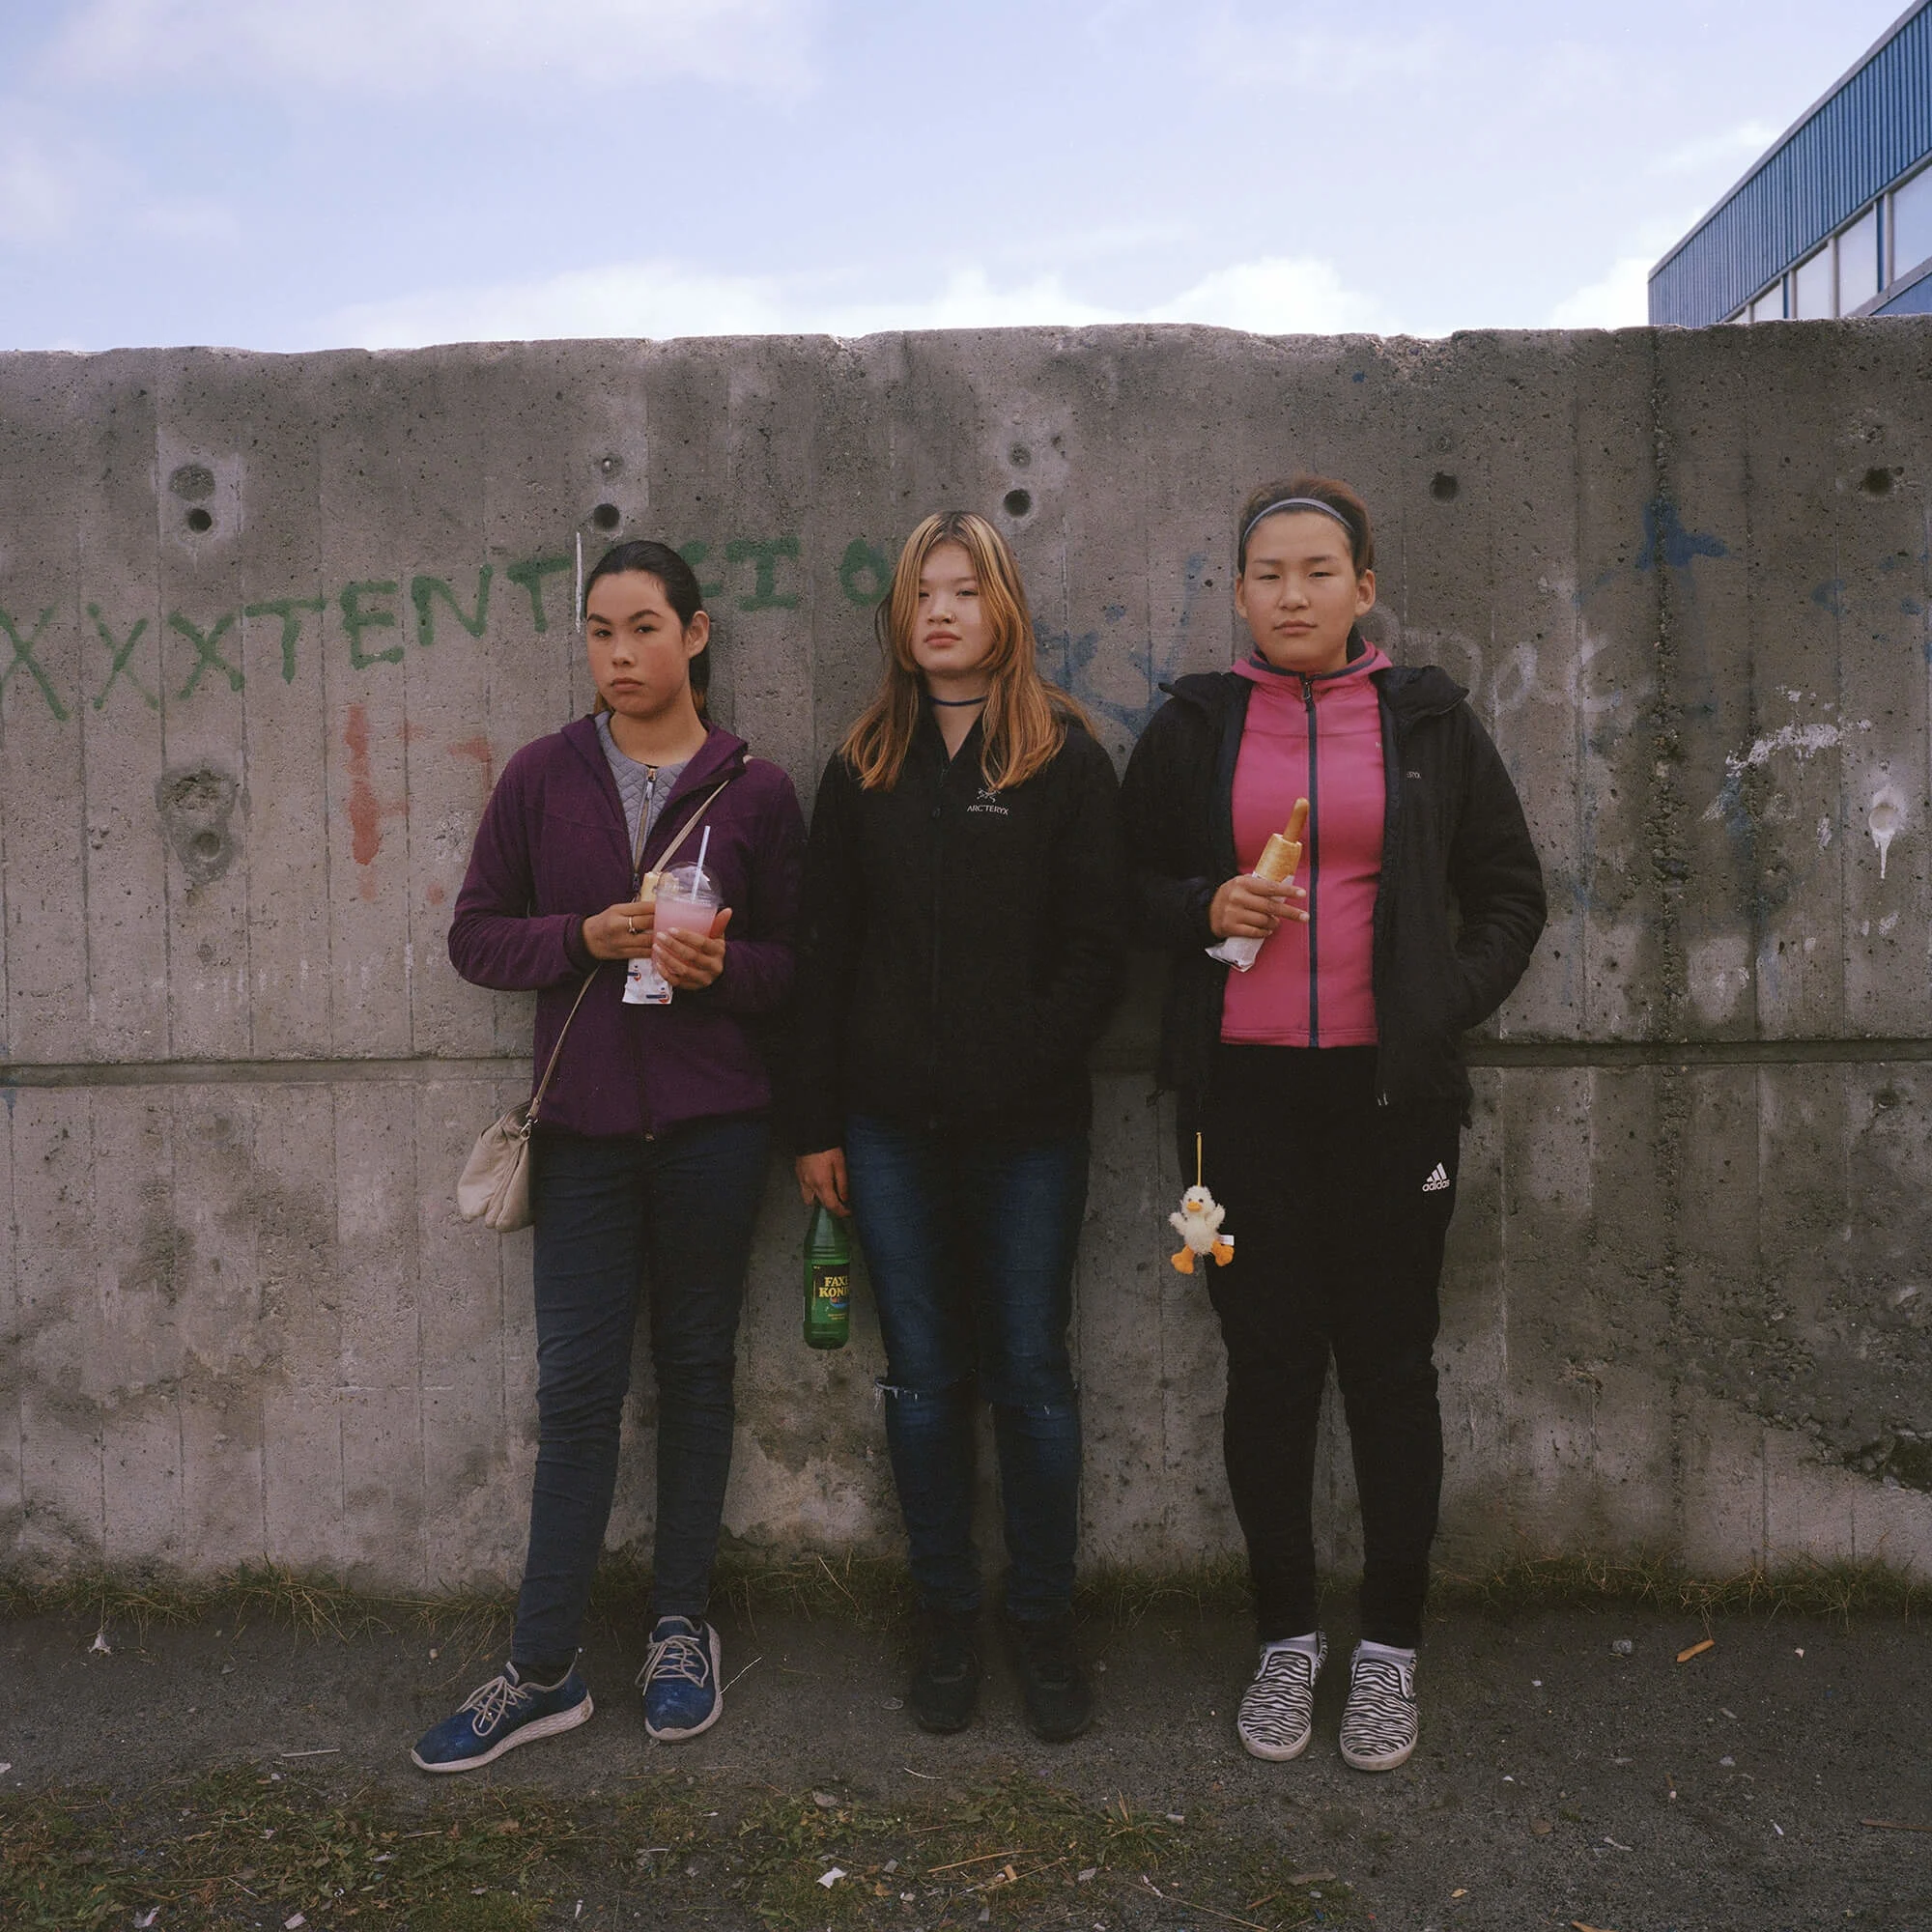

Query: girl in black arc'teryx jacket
left=790, top=510, right=1126, bottom=1745
left=1121, top=476, right=1544, bottom=1777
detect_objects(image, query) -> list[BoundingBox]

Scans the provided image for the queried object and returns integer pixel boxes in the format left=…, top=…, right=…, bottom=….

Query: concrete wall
left=2, top=323, right=1930, bottom=1593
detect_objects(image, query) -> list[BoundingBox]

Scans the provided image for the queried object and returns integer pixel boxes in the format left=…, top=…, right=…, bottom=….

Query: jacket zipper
left=1300, top=673, right=1321, bottom=1048
left=1370, top=693, right=1402, bottom=1105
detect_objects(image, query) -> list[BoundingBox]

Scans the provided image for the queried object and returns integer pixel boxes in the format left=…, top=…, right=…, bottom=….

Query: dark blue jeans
left=844, top=1116, right=1088, bottom=1624
left=510, top=1118, right=769, bottom=1672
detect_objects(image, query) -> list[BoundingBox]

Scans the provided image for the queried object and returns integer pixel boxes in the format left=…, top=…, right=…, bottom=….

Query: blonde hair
left=841, top=510, right=1093, bottom=792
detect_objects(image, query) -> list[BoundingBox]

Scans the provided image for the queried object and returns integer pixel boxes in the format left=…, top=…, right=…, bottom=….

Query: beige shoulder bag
left=457, top=774, right=733, bottom=1232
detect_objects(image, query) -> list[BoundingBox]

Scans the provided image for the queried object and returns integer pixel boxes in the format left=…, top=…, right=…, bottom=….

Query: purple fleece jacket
left=448, top=716, right=806, bottom=1139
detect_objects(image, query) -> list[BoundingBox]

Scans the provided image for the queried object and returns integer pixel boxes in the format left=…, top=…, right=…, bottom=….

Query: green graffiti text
left=412, top=568, right=493, bottom=650
left=89, top=606, right=157, bottom=712
left=340, top=582, right=403, bottom=669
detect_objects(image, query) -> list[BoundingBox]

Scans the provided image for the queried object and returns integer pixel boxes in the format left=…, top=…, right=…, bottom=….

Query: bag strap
left=525, top=968, right=601, bottom=1130
left=646, top=775, right=732, bottom=880
left=526, top=771, right=737, bottom=1131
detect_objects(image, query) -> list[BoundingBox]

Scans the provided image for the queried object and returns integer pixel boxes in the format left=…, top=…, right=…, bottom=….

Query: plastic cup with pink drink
left=650, top=862, right=723, bottom=996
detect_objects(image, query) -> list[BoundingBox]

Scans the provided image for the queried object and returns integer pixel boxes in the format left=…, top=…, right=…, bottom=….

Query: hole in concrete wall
left=1430, top=472, right=1460, bottom=501
left=185, top=507, right=213, bottom=533
left=1003, top=489, right=1033, bottom=518
left=156, top=763, right=240, bottom=888
left=1861, top=467, right=1895, bottom=496
left=1009, top=443, right=1032, bottom=469
left=169, top=463, right=215, bottom=501
left=591, top=503, right=621, bottom=531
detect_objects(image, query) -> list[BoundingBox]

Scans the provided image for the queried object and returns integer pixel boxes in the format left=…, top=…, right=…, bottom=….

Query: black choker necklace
left=928, top=693, right=989, bottom=707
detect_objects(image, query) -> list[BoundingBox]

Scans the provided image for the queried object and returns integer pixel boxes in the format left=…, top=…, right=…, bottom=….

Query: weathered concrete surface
left=1, top=323, right=1929, bottom=1590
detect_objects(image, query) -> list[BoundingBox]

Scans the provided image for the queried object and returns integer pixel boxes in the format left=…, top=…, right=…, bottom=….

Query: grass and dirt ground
left=4, top=1557, right=1931, bottom=1932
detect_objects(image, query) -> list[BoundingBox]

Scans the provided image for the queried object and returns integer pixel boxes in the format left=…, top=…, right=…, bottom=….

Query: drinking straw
left=694, top=825, right=712, bottom=895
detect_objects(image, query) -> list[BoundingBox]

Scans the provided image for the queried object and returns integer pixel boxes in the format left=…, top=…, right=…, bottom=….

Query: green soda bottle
left=803, top=1203, right=851, bottom=1350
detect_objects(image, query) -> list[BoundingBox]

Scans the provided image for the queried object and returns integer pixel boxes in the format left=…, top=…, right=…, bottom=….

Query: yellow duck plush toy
left=1169, top=1184, right=1235, bottom=1274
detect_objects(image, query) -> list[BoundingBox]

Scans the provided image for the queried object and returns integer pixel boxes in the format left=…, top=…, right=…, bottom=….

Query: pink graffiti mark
left=431, top=736, right=495, bottom=911
left=448, top=734, right=494, bottom=787
left=342, top=703, right=407, bottom=901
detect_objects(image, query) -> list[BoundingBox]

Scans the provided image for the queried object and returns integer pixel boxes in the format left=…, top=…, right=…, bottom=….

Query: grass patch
left=2, top=1770, right=1347, bottom=1931
left=6, top=1548, right=1926, bottom=1654
left=716, top=1771, right=1324, bottom=1929
left=1077, top=1556, right=1251, bottom=1628
left=594, top=1548, right=919, bottom=1635
left=1435, top=1550, right=1932, bottom=1625
left=0, top=1563, right=482, bottom=1645
left=0, top=1768, right=581, bottom=1931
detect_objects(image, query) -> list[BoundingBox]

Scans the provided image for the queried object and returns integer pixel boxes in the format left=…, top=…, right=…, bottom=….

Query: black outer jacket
left=1119, top=664, right=1547, bottom=1115
left=786, top=711, right=1128, bottom=1154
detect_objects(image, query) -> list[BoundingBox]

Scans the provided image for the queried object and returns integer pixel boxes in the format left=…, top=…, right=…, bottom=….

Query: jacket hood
left=1374, top=663, right=1467, bottom=720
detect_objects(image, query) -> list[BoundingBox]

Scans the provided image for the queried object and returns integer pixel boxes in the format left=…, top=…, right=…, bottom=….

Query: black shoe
left=909, top=1610, right=980, bottom=1733
left=1005, top=1612, right=1093, bottom=1742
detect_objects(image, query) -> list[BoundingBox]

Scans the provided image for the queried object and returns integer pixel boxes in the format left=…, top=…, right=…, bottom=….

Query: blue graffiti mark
left=1811, top=580, right=1846, bottom=617
left=1634, top=497, right=1729, bottom=573
left=1573, top=564, right=1622, bottom=610
left=1901, top=596, right=1922, bottom=616
left=1039, top=553, right=1212, bottom=740
left=1351, top=370, right=1366, bottom=383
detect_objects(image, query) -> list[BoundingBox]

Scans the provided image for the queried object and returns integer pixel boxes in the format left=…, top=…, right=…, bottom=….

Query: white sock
left=1355, top=1639, right=1417, bottom=1667
left=1263, top=1631, right=1322, bottom=1661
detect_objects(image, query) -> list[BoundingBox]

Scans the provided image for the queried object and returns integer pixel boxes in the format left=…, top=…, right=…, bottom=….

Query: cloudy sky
left=0, top=0, right=1909, bottom=351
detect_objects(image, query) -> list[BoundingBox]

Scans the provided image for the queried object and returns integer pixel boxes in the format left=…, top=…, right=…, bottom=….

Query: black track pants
left=1187, top=1044, right=1460, bottom=1649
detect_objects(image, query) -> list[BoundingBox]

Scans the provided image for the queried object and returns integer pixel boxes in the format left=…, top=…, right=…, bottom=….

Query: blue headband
left=1239, top=496, right=1354, bottom=555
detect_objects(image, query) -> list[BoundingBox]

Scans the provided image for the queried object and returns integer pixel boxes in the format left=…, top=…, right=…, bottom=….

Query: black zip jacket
left=1120, top=664, right=1546, bottom=1113
left=787, top=711, right=1127, bottom=1152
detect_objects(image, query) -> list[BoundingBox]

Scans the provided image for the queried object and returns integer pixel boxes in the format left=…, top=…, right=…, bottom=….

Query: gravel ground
left=5, top=1596, right=1929, bottom=1930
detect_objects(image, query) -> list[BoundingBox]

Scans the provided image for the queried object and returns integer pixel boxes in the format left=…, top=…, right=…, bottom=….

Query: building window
left=1793, top=246, right=1833, bottom=317
left=1749, top=282, right=1785, bottom=323
left=1839, top=204, right=1880, bottom=308
left=1895, top=164, right=1932, bottom=283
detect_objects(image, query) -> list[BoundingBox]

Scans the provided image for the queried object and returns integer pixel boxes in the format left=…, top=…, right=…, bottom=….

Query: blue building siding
left=1649, top=2, right=1932, bottom=327
left=1878, top=270, right=1932, bottom=312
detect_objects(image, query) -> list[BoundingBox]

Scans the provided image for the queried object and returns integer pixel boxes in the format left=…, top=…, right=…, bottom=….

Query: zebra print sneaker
left=1236, top=1635, right=1325, bottom=1761
left=1339, top=1644, right=1418, bottom=1772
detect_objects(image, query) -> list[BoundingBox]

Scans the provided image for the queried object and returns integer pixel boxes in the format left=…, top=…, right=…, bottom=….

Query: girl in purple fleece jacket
left=412, top=542, right=805, bottom=1775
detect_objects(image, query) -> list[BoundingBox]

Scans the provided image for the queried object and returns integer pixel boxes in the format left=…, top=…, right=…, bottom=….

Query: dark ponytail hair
left=582, top=539, right=710, bottom=718
left=1236, top=475, right=1376, bottom=577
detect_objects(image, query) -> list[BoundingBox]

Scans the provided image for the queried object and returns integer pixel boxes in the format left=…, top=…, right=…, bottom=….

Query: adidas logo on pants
left=1421, top=1162, right=1450, bottom=1193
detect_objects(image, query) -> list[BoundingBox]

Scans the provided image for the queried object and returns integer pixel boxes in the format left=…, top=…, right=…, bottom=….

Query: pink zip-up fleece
left=1221, top=642, right=1389, bottom=1047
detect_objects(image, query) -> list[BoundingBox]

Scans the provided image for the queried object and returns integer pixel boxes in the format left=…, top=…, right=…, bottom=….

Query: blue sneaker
left=639, top=1615, right=723, bottom=1741
left=410, top=1662, right=593, bottom=1773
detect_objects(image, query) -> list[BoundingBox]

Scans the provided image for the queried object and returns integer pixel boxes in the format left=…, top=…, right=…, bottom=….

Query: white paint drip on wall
left=1689, top=933, right=1752, bottom=1025
left=1869, top=787, right=1905, bottom=881
left=1818, top=815, right=1833, bottom=849
left=1704, top=721, right=1871, bottom=820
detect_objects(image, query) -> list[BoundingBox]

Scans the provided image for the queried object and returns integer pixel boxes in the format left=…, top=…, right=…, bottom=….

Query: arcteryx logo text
left=968, top=786, right=1009, bottom=816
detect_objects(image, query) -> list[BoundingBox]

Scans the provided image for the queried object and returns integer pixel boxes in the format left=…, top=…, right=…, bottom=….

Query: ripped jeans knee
left=873, top=1372, right=974, bottom=1410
